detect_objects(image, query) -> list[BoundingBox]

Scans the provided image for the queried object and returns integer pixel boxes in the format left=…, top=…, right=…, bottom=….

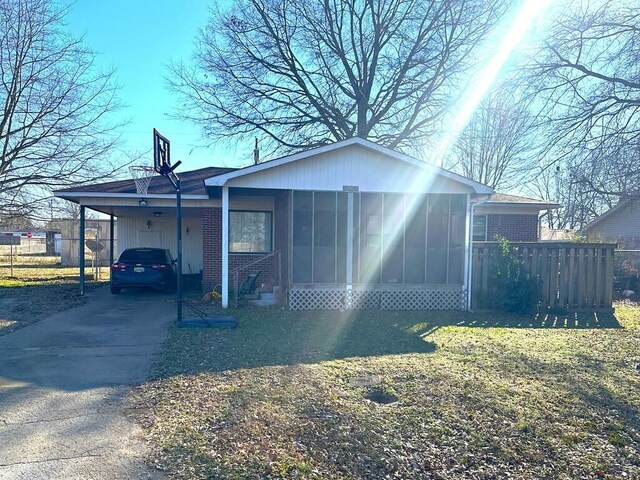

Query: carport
left=54, top=167, right=234, bottom=294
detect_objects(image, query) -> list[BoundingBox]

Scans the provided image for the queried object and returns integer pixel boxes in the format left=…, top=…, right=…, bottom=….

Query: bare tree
left=170, top=0, right=510, bottom=156
left=0, top=0, right=123, bottom=220
left=444, top=84, right=538, bottom=190
left=526, top=158, right=617, bottom=230
left=531, top=0, right=640, bottom=200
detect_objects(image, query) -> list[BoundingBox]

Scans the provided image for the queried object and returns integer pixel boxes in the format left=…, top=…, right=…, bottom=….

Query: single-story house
left=471, top=193, right=561, bottom=242
left=54, top=137, right=559, bottom=310
left=581, top=197, right=640, bottom=249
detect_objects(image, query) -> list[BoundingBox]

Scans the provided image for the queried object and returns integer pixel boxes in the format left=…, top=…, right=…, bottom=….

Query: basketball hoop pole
left=153, top=128, right=183, bottom=324
left=176, top=177, right=183, bottom=323
left=164, top=173, right=182, bottom=323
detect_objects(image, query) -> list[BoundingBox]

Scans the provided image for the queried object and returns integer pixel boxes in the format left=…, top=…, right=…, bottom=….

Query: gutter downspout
left=466, top=199, right=490, bottom=311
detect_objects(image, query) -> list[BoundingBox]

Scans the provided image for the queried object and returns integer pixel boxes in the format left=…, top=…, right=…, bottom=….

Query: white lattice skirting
left=289, top=287, right=465, bottom=310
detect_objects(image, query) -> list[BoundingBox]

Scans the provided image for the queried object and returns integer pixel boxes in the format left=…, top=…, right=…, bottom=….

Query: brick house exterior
left=202, top=207, right=280, bottom=293
left=55, top=138, right=561, bottom=309
left=486, top=214, right=539, bottom=242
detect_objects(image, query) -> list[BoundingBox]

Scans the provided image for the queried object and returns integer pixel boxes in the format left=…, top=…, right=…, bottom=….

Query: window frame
left=228, top=209, right=274, bottom=254
left=472, top=214, right=487, bottom=242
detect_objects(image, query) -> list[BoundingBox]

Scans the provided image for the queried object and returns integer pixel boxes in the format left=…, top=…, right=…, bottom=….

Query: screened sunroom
left=204, top=137, right=493, bottom=310
left=289, top=191, right=467, bottom=309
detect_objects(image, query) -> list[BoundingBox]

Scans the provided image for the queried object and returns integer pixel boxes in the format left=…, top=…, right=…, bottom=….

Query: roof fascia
left=54, top=192, right=208, bottom=200
left=485, top=201, right=562, bottom=209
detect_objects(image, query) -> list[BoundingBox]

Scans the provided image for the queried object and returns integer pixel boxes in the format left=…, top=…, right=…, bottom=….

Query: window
left=229, top=211, right=272, bottom=253
left=473, top=215, right=487, bottom=241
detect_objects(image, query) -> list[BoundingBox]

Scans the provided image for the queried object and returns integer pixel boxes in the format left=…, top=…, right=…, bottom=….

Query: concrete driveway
left=0, top=286, right=174, bottom=479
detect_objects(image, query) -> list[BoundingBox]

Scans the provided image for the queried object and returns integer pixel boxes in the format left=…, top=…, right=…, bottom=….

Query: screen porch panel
left=291, top=191, right=466, bottom=287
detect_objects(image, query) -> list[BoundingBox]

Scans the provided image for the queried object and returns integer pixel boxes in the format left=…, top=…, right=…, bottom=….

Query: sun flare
left=432, top=0, right=554, bottom=167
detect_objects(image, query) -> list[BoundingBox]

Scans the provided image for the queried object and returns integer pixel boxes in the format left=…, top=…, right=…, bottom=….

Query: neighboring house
left=583, top=198, right=640, bottom=298
left=472, top=193, right=561, bottom=242
left=582, top=198, right=640, bottom=248
left=54, top=138, right=557, bottom=310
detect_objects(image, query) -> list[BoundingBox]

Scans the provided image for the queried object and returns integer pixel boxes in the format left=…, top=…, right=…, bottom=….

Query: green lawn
left=133, top=305, right=640, bottom=479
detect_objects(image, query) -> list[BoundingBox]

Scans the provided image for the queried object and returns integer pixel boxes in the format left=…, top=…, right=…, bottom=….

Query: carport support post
left=176, top=178, right=183, bottom=322
left=222, top=185, right=229, bottom=308
left=109, top=214, right=115, bottom=268
left=79, top=205, right=85, bottom=296
left=346, top=192, right=354, bottom=308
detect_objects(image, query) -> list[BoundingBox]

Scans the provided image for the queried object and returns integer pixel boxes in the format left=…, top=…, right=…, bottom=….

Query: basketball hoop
left=129, top=166, right=155, bottom=195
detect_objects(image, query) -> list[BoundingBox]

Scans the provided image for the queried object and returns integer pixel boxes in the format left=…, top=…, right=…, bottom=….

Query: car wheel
left=111, top=285, right=121, bottom=294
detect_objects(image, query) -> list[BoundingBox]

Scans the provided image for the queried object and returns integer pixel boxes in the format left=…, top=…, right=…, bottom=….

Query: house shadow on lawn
left=155, top=309, right=439, bottom=377
left=154, top=306, right=622, bottom=377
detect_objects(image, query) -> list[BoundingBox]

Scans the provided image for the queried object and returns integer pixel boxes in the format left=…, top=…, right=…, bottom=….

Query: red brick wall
left=486, top=214, right=539, bottom=242
left=201, top=207, right=279, bottom=293
left=202, top=207, right=218, bottom=292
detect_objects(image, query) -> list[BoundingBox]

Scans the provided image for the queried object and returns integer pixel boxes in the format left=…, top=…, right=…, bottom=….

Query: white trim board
left=54, top=192, right=209, bottom=200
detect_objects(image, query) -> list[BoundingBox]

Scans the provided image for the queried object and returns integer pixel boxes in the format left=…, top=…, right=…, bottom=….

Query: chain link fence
left=1, top=220, right=117, bottom=281
left=58, top=220, right=117, bottom=267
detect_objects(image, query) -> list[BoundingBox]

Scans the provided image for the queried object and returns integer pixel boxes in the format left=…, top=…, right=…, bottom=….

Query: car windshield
left=118, top=249, right=167, bottom=264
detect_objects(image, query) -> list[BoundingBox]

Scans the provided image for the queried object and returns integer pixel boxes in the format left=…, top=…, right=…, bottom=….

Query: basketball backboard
left=154, top=128, right=171, bottom=175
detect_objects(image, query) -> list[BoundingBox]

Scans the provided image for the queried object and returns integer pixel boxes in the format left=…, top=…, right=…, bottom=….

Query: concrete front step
left=242, top=287, right=280, bottom=306
left=247, top=297, right=279, bottom=307
left=242, top=293, right=260, bottom=300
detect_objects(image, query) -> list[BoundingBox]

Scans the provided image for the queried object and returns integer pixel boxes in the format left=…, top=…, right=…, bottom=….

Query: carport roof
left=55, top=166, right=237, bottom=196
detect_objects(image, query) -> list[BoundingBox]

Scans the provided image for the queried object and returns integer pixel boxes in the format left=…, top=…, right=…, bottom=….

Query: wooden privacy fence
left=472, top=242, right=616, bottom=311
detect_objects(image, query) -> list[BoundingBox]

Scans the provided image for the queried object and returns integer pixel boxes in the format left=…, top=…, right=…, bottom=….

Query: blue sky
left=65, top=0, right=242, bottom=172
left=63, top=0, right=552, bottom=180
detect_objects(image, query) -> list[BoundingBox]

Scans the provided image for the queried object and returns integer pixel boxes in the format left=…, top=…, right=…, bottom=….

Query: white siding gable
left=224, top=144, right=475, bottom=194
left=588, top=199, right=640, bottom=239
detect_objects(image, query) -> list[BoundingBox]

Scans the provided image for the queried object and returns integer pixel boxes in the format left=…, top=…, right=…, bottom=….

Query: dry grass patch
left=0, top=254, right=108, bottom=335
left=0, top=253, right=109, bottom=285
left=132, top=305, right=640, bottom=479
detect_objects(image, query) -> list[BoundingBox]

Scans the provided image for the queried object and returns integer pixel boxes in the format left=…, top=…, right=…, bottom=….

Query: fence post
left=605, top=247, right=614, bottom=306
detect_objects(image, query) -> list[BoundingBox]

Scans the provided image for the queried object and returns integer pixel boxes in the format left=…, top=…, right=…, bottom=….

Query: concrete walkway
left=0, top=287, right=173, bottom=479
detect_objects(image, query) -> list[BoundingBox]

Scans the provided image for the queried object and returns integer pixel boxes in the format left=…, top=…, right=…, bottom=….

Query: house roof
left=475, top=193, right=561, bottom=210
left=58, top=141, right=561, bottom=203
left=55, top=167, right=237, bottom=197
left=204, top=137, right=494, bottom=194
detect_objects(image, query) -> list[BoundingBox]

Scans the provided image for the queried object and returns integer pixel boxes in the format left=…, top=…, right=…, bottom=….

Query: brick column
left=202, top=207, right=222, bottom=292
